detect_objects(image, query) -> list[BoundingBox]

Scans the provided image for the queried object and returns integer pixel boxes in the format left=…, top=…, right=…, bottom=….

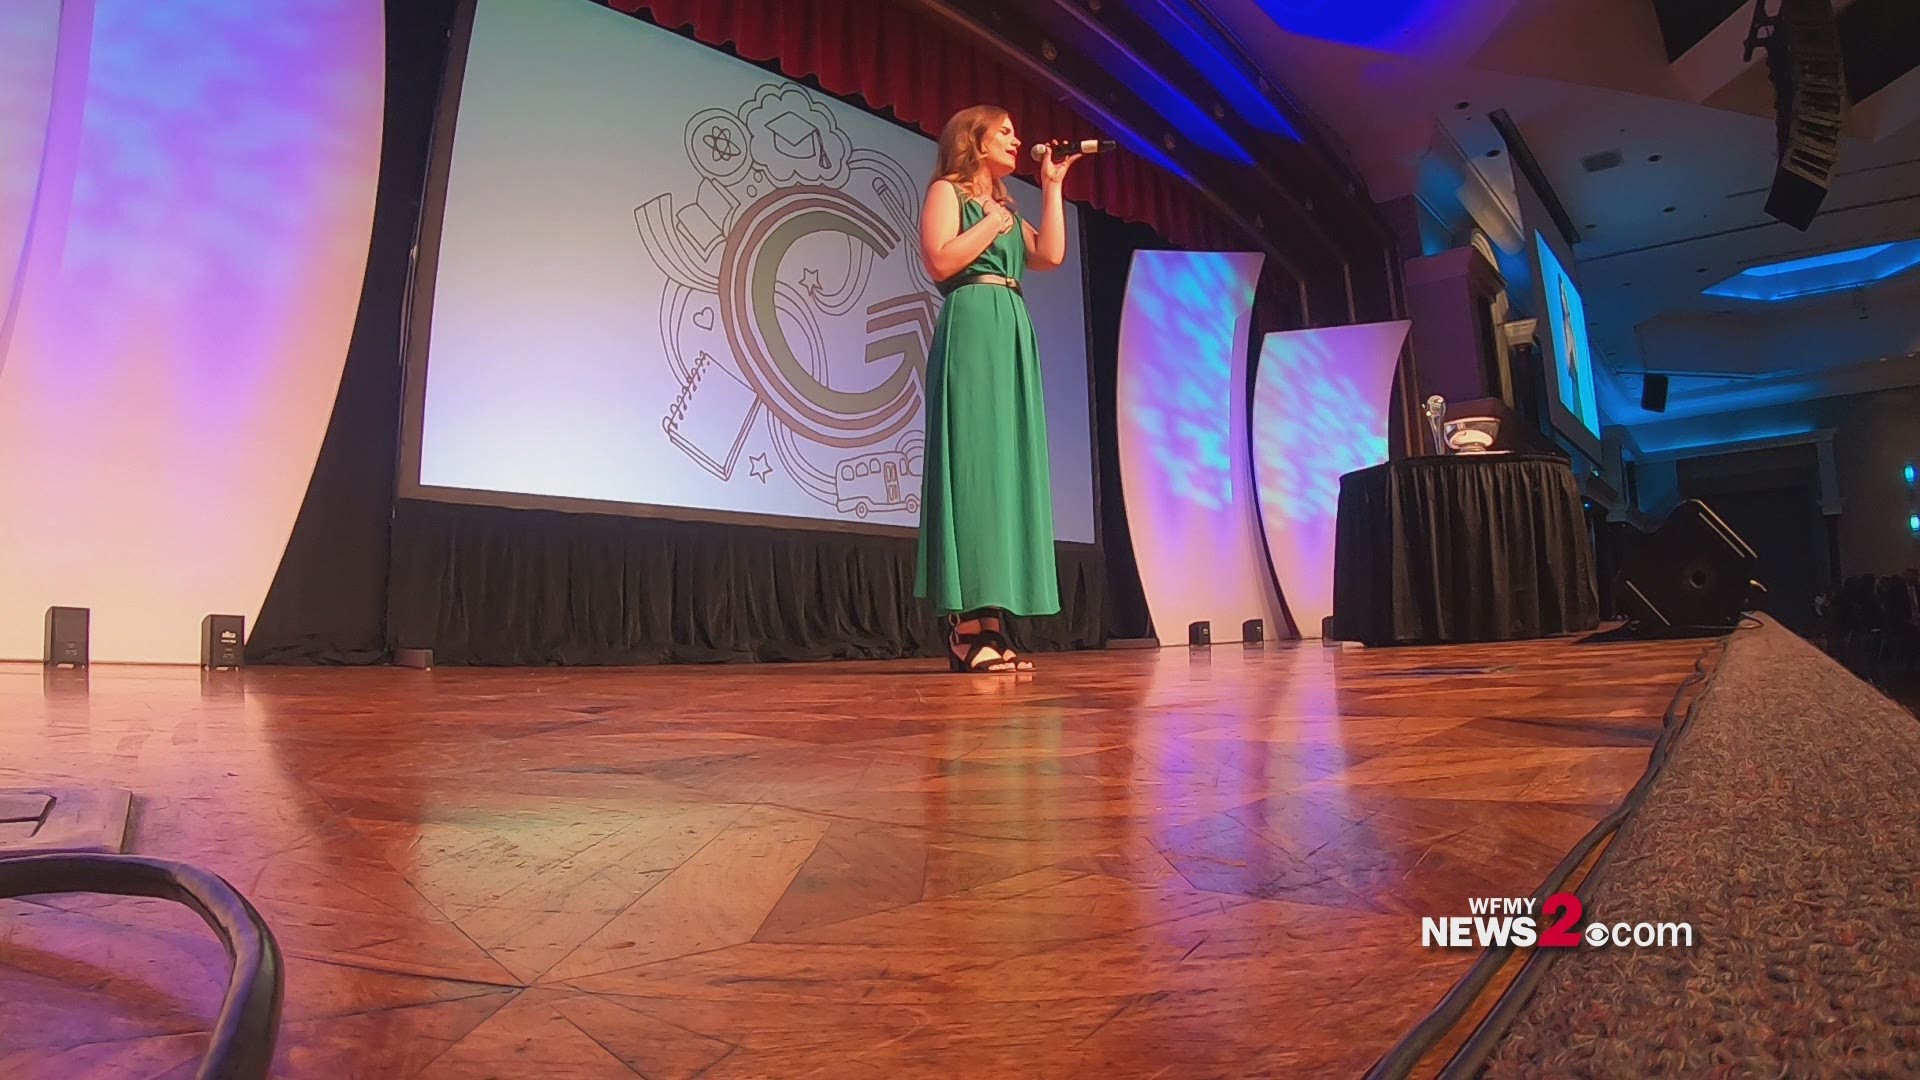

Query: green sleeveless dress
left=914, top=189, right=1060, bottom=617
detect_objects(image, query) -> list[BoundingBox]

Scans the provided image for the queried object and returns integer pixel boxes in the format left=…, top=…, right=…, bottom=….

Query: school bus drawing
left=835, top=436, right=924, bottom=518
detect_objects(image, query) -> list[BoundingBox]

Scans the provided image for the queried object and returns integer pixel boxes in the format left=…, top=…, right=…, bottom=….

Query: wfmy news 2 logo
left=1422, top=893, right=1694, bottom=949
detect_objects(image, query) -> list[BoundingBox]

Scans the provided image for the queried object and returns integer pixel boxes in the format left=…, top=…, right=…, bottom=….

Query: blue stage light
left=1136, top=1, right=1300, bottom=139
left=1250, top=0, right=1434, bottom=47
left=1906, top=463, right=1916, bottom=485
left=1740, top=245, right=1893, bottom=277
left=1632, top=424, right=1815, bottom=456
left=1703, top=240, right=1920, bottom=302
left=1118, top=67, right=1254, bottom=165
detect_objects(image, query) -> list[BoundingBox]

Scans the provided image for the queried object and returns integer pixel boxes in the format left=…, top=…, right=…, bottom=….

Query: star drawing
left=749, top=453, right=773, bottom=483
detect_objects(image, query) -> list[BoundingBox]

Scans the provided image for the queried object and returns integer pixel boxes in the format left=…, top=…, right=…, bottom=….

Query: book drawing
left=663, top=350, right=761, bottom=480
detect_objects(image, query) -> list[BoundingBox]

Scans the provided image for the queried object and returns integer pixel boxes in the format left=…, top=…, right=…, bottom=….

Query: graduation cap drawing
left=766, top=109, right=831, bottom=169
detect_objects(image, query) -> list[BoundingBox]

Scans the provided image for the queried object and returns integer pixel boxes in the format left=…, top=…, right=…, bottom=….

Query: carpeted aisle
left=1480, top=617, right=1920, bottom=1076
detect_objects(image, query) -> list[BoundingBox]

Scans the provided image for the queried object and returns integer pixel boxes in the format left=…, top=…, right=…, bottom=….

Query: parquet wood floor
left=0, top=632, right=1708, bottom=1078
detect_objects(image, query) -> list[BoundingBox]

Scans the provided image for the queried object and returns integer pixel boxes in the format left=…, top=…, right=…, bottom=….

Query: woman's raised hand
left=1038, top=146, right=1081, bottom=186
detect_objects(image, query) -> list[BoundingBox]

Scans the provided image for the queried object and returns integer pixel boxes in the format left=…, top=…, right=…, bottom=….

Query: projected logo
left=634, top=83, right=935, bottom=521
left=1421, top=894, right=1694, bottom=950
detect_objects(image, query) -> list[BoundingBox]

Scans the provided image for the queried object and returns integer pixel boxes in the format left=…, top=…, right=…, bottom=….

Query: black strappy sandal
left=975, top=614, right=1036, bottom=671
left=947, top=614, right=1018, bottom=673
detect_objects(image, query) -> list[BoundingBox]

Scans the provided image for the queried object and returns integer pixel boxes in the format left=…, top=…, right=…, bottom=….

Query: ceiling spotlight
left=1663, top=206, right=1676, bottom=214
left=1648, top=154, right=1663, bottom=162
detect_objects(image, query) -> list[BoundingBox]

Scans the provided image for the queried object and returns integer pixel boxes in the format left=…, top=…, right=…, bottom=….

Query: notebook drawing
left=663, top=350, right=762, bottom=481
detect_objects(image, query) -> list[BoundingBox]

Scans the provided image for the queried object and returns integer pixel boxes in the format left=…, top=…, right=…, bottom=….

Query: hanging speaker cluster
left=1745, top=0, right=1848, bottom=231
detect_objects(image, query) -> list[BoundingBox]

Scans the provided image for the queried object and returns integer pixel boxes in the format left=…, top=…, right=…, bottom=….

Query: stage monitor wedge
left=1615, top=499, right=1759, bottom=632
left=1748, top=0, right=1848, bottom=231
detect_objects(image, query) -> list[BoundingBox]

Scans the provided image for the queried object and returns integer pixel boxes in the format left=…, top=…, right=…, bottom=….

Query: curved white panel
left=0, top=0, right=385, bottom=662
left=0, top=0, right=65, bottom=377
left=1115, top=250, right=1286, bottom=645
left=1251, top=320, right=1411, bottom=638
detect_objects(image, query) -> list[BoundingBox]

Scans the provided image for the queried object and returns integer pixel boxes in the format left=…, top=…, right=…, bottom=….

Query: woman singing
left=914, top=106, right=1080, bottom=673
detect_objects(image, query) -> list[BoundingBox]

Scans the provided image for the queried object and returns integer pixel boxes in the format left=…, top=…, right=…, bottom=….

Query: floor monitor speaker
left=45, top=607, right=88, bottom=667
left=1615, top=500, right=1760, bottom=632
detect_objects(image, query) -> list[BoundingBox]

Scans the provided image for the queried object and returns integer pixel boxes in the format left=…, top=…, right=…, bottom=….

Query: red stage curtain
left=609, top=0, right=1238, bottom=250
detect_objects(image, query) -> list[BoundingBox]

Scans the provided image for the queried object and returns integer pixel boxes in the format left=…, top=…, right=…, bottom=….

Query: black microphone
left=1030, top=138, right=1116, bottom=161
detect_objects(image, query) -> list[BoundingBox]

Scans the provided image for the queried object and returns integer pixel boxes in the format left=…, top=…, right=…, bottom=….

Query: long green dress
left=914, top=188, right=1060, bottom=617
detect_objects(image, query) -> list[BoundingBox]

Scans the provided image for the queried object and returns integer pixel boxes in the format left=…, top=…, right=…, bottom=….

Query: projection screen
left=399, top=0, right=1098, bottom=543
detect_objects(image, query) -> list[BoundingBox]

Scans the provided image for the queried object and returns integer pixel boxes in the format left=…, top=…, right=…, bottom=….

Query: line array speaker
left=1747, top=0, right=1847, bottom=231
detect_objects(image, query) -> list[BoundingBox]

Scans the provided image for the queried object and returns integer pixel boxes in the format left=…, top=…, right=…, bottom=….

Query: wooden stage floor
left=1, top=631, right=1709, bottom=1078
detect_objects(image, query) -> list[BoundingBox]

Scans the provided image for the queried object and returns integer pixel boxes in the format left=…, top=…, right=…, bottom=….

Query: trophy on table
left=1423, top=395, right=1447, bottom=456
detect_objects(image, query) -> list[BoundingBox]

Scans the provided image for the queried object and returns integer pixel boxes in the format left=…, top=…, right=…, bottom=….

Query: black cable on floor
left=1362, top=633, right=1729, bottom=1080
left=0, top=853, right=285, bottom=1080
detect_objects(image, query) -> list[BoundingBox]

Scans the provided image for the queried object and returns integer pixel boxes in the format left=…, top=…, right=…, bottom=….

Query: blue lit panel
left=1905, top=463, right=1915, bottom=485
left=1115, top=132, right=1193, bottom=183
left=1118, top=252, right=1258, bottom=513
left=1251, top=320, right=1410, bottom=639
left=1115, top=61, right=1252, bottom=164
left=1251, top=0, right=1441, bottom=47
left=1704, top=240, right=1920, bottom=302
left=1910, top=513, right=1919, bottom=536
left=1116, top=250, right=1286, bottom=644
left=1064, top=5, right=1251, bottom=164
left=1140, top=92, right=1251, bottom=165
left=1742, top=244, right=1892, bottom=276
left=1133, top=1, right=1300, bottom=139
left=1630, top=423, right=1813, bottom=457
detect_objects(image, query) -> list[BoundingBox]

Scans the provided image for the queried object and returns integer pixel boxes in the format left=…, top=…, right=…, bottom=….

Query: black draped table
left=1327, top=453, right=1600, bottom=646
